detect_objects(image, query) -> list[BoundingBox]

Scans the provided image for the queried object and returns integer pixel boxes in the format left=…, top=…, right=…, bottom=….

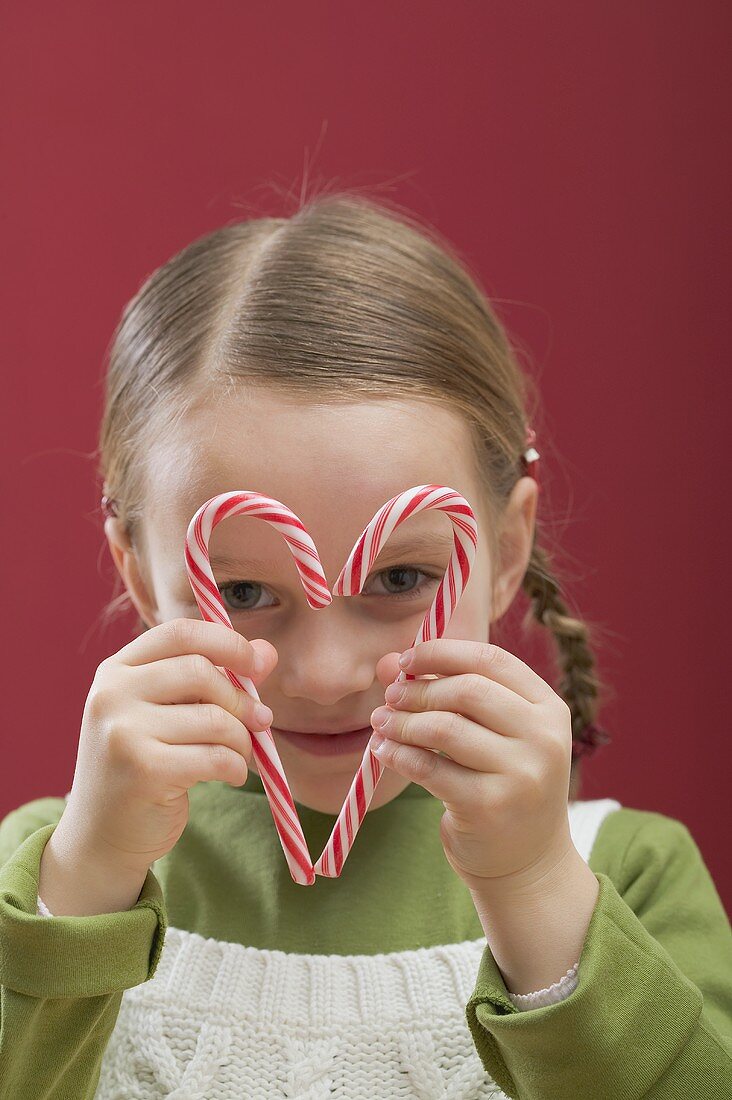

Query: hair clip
left=521, top=425, right=540, bottom=480
left=101, top=495, right=119, bottom=518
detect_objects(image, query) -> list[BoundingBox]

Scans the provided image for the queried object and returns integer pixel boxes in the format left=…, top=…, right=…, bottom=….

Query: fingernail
left=254, top=703, right=273, bottom=727
left=252, top=653, right=267, bottom=676
left=384, top=682, right=406, bottom=705
left=371, top=706, right=392, bottom=730
left=369, top=733, right=387, bottom=755
left=399, top=648, right=415, bottom=669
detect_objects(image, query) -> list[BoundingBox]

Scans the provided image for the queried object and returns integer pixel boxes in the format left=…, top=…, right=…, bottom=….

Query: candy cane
left=312, top=485, right=477, bottom=877
left=184, top=485, right=477, bottom=886
left=185, top=491, right=332, bottom=886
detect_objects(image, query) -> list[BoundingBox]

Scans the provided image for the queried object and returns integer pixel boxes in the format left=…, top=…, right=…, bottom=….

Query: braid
left=521, top=541, right=612, bottom=800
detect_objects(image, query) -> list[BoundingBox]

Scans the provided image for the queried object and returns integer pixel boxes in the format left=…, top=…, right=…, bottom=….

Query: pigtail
left=521, top=541, right=612, bottom=797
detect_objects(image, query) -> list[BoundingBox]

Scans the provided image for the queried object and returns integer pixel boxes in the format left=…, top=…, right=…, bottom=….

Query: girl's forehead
left=149, top=394, right=481, bottom=524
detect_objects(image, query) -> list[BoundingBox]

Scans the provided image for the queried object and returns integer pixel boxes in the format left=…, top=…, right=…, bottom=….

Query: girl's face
left=107, top=388, right=537, bottom=814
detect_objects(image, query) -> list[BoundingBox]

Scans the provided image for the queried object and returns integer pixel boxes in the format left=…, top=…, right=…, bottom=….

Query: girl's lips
left=272, top=726, right=374, bottom=756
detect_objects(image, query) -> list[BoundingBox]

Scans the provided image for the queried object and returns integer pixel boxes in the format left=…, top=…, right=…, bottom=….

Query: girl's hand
left=57, top=618, right=278, bottom=878
left=370, top=640, right=576, bottom=895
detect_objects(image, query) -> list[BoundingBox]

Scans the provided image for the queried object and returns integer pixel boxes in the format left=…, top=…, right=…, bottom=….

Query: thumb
left=249, top=638, right=279, bottom=678
left=375, top=650, right=404, bottom=690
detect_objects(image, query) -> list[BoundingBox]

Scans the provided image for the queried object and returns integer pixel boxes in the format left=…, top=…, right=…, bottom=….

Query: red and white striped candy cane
left=184, top=485, right=477, bottom=885
left=185, top=491, right=332, bottom=886
left=312, top=484, right=478, bottom=877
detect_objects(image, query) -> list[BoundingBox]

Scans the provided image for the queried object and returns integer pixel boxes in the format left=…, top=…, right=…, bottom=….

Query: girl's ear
left=490, top=475, right=539, bottom=624
left=104, top=515, right=160, bottom=629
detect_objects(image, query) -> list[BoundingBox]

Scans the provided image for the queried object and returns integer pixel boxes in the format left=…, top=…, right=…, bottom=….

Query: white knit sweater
left=59, top=797, right=618, bottom=1099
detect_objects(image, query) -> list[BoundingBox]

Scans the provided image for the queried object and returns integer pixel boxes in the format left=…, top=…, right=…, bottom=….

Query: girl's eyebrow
left=209, top=530, right=456, bottom=574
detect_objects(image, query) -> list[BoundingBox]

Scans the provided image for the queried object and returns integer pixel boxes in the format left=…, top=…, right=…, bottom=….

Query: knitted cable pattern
left=88, top=798, right=620, bottom=1099
left=94, top=925, right=507, bottom=1098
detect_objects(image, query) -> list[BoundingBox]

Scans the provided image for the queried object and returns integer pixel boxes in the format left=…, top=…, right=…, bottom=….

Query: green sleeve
left=0, top=801, right=167, bottom=1100
left=465, top=811, right=732, bottom=1100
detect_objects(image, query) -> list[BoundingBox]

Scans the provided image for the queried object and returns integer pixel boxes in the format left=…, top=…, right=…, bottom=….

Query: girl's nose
left=275, top=612, right=378, bottom=705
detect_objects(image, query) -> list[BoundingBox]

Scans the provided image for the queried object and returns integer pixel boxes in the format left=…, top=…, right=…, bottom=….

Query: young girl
left=1, top=193, right=730, bottom=1099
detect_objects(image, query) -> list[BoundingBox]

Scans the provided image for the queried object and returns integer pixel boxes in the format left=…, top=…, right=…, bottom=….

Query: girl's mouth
left=272, top=727, right=374, bottom=756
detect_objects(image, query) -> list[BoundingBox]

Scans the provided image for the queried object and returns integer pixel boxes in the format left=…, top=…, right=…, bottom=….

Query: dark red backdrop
left=1, top=2, right=729, bottom=911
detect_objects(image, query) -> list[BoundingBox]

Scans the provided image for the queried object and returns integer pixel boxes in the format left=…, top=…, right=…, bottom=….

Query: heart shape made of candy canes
left=184, top=485, right=478, bottom=885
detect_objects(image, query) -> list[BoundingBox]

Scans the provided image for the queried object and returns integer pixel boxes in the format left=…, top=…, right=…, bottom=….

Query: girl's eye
left=363, top=566, right=437, bottom=600
left=218, top=580, right=274, bottom=613
left=217, top=567, right=438, bottom=612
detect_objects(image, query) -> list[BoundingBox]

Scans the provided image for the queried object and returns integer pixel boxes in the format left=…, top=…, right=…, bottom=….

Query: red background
left=1, top=3, right=730, bottom=911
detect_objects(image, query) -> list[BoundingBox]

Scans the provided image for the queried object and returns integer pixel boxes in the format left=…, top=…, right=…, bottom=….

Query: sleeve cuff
left=465, top=871, right=704, bottom=1100
left=36, top=893, right=53, bottom=917
left=0, top=823, right=168, bottom=998
left=506, top=960, right=579, bottom=1010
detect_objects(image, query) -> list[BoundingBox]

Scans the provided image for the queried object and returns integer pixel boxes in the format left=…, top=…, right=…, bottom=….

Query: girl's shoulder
left=0, top=793, right=69, bottom=868
left=580, top=798, right=711, bottom=886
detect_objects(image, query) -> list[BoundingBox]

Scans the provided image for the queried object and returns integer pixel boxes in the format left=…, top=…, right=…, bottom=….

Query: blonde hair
left=97, top=187, right=613, bottom=799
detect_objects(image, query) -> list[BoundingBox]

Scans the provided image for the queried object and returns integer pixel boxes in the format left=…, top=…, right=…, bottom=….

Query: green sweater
left=0, top=773, right=730, bottom=1098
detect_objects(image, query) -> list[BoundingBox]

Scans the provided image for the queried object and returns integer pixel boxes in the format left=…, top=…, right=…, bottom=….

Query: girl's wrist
left=468, top=846, right=600, bottom=996
left=38, top=820, right=150, bottom=917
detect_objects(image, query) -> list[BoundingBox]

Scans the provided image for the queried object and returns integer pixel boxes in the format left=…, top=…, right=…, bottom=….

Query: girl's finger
left=119, top=653, right=273, bottom=730
left=369, top=731, right=495, bottom=808
left=149, top=739, right=251, bottom=791
left=115, top=617, right=268, bottom=682
left=143, top=699, right=254, bottom=757
left=382, top=672, right=532, bottom=739
left=371, top=707, right=516, bottom=773
left=399, top=640, right=553, bottom=705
